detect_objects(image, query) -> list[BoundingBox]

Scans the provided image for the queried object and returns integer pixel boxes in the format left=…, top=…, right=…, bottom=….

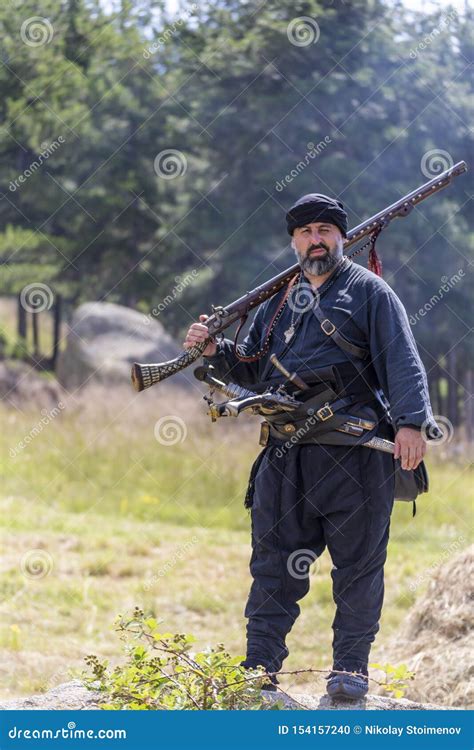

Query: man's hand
left=183, top=314, right=217, bottom=357
left=394, top=427, right=426, bottom=470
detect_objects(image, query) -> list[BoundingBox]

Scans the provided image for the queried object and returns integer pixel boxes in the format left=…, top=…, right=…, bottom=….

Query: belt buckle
left=259, top=421, right=270, bottom=447
left=321, top=318, right=336, bottom=335
left=316, top=403, right=334, bottom=421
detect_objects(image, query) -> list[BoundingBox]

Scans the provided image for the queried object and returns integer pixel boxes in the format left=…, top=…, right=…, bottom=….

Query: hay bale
left=376, top=545, right=473, bottom=708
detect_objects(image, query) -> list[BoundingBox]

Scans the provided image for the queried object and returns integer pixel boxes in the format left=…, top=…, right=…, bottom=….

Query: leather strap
left=264, top=390, right=363, bottom=439
left=312, top=304, right=369, bottom=360
left=232, top=272, right=300, bottom=363
left=311, top=306, right=392, bottom=422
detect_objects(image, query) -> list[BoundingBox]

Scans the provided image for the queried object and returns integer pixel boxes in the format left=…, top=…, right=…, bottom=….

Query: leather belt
left=260, top=388, right=373, bottom=445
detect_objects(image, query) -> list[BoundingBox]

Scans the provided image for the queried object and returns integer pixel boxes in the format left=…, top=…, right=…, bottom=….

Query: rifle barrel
left=131, top=160, right=467, bottom=392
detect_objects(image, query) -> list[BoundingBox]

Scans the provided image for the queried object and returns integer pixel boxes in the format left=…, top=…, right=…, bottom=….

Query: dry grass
left=375, top=545, right=474, bottom=708
left=0, top=381, right=472, bottom=704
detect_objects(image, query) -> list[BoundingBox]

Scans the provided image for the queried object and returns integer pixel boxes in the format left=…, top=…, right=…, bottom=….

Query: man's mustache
left=307, top=242, right=330, bottom=254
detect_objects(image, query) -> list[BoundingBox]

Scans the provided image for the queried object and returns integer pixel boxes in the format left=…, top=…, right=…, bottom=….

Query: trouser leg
left=244, top=446, right=325, bottom=673
left=322, top=447, right=395, bottom=672
left=243, top=442, right=395, bottom=676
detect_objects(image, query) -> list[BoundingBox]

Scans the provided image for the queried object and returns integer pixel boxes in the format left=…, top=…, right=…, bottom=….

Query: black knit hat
left=286, top=193, right=348, bottom=237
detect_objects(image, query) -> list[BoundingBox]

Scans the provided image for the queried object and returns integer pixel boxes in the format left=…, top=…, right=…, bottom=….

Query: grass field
left=0, top=382, right=471, bottom=699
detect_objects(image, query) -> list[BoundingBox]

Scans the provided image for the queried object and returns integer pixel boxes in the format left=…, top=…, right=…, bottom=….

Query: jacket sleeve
left=368, top=285, right=441, bottom=437
left=202, top=302, right=268, bottom=388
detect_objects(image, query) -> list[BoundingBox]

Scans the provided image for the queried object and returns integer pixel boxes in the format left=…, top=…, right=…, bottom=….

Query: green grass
left=0, top=296, right=64, bottom=363
left=0, top=388, right=471, bottom=698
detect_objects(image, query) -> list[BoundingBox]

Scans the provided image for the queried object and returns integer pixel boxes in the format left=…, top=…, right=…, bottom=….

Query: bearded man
left=184, top=193, right=438, bottom=700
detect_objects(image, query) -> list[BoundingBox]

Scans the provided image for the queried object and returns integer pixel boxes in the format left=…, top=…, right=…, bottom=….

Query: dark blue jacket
left=203, top=260, right=439, bottom=434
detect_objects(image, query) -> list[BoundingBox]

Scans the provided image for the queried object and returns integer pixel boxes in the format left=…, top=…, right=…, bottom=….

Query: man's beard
left=294, top=244, right=340, bottom=275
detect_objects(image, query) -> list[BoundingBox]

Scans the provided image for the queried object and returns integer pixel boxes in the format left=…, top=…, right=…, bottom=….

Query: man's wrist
left=395, top=420, right=444, bottom=441
left=203, top=340, right=222, bottom=359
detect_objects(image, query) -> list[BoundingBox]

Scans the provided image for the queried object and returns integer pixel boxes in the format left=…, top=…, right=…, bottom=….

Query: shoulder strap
left=312, top=304, right=369, bottom=360
left=312, top=303, right=392, bottom=418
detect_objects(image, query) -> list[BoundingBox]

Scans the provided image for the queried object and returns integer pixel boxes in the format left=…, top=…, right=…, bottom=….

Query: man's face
left=291, top=222, right=344, bottom=275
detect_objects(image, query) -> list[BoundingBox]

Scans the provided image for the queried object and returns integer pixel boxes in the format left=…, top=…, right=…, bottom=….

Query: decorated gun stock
left=131, top=161, right=467, bottom=392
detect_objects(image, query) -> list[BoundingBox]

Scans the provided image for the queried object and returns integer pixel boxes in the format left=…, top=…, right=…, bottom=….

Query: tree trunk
left=51, top=294, right=62, bottom=371
left=465, top=370, right=473, bottom=443
left=17, top=293, right=27, bottom=340
left=447, top=348, right=458, bottom=426
left=429, top=363, right=440, bottom=415
left=32, top=311, right=40, bottom=359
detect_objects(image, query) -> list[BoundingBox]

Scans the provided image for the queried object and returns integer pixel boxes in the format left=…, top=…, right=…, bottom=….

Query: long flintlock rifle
left=131, top=161, right=467, bottom=393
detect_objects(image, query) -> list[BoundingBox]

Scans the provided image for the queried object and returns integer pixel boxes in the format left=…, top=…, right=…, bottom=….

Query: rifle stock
left=132, top=160, right=467, bottom=392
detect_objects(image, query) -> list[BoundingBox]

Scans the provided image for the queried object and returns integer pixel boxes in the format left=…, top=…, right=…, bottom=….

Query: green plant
left=370, top=662, right=416, bottom=699
left=5, top=336, right=28, bottom=361
left=82, top=608, right=283, bottom=710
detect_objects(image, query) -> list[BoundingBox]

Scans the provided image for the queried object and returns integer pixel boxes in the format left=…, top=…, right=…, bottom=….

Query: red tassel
left=368, top=244, right=383, bottom=276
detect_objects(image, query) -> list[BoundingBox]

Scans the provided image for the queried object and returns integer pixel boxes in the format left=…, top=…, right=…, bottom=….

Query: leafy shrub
left=82, top=608, right=283, bottom=710
left=370, top=662, right=415, bottom=699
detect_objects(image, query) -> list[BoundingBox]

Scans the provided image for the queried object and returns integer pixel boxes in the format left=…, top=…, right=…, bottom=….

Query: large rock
left=0, top=681, right=102, bottom=711
left=0, top=680, right=453, bottom=711
left=56, top=302, right=189, bottom=390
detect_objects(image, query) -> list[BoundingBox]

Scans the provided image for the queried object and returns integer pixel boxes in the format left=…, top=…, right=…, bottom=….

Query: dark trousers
left=244, top=441, right=395, bottom=675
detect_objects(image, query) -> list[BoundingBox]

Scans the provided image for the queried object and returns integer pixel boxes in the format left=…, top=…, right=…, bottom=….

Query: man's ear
left=290, top=236, right=296, bottom=251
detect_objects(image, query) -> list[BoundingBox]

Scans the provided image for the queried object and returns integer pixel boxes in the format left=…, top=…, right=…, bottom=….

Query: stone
left=56, top=302, right=189, bottom=390
left=0, top=680, right=456, bottom=711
